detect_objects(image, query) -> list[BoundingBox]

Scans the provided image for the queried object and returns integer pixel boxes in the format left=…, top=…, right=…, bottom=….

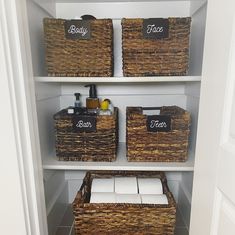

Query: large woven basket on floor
left=126, top=106, right=191, bottom=162
left=54, top=108, right=118, bottom=161
left=73, top=171, right=176, bottom=235
left=122, top=18, right=191, bottom=76
left=43, top=18, right=113, bottom=77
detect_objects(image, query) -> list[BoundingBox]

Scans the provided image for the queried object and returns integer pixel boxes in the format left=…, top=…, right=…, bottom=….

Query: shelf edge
left=35, top=76, right=201, bottom=83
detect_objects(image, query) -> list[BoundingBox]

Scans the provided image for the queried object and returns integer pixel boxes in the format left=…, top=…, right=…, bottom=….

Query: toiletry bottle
left=103, top=98, right=114, bottom=114
left=99, top=100, right=112, bottom=115
left=84, top=84, right=100, bottom=110
left=67, top=93, right=80, bottom=114
left=74, top=93, right=81, bottom=108
left=74, top=93, right=83, bottom=115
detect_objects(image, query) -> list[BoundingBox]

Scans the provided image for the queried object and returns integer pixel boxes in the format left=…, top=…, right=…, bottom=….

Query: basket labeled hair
left=73, top=171, right=176, bottom=235
left=122, top=17, right=191, bottom=76
left=126, top=106, right=191, bottom=162
left=54, top=108, right=118, bottom=161
left=43, top=18, right=113, bottom=77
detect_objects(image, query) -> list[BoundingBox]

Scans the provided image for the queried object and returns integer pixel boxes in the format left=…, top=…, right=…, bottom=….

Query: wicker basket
left=43, top=18, right=113, bottom=77
left=126, top=106, right=191, bottom=162
left=73, top=171, right=176, bottom=235
left=54, top=108, right=118, bottom=161
left=122, top=18, right=191, bottom=76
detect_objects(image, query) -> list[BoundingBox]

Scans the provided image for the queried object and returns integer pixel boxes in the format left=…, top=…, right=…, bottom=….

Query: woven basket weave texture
left=44, top=18, right=113, bottom=77
left=126, top=106, right=190, bottom=162
left=73, top=171, right=176, bottom=235
left=54, top=108, right=118, bottom=161
left=122, top=18, right=191, bottom=76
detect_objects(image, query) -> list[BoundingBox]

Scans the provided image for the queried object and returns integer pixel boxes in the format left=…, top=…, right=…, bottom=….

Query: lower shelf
left=42, top=143, right=194, bottom=171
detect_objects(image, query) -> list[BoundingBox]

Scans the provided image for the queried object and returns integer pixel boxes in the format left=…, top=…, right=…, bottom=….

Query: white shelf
left=43, top=143, right=194, bottom=171
left=35, top=76, right=201, bottom=83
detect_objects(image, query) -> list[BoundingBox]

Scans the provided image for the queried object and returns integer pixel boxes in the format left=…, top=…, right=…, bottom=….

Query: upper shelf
left=43, top=143, right=194, bottom=171
left=35, top=76, right=201, bottom=83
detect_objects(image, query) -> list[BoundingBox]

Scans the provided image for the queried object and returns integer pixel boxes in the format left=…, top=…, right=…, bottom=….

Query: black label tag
left=72, top=116, right=96, bottom=132
left=143, top=18, right=169, bottom=39
left=64, top=20, right=91, bottom=40
left=146, top=115, right=171, bottom=132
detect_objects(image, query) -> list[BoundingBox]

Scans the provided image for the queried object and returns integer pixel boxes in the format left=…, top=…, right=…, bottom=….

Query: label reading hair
left=64, top=20, right=91, bottom=40
left=146, top=115, right=171, bottom=132
left=143, top=18, right=169, bottom=39
left=73, top=116, right=96, bottom=132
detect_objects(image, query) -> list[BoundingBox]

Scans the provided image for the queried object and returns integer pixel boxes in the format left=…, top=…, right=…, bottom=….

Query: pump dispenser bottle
left=84, top=84, right=100, bottom=110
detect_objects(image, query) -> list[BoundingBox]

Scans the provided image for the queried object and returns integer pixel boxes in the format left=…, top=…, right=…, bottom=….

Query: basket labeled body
left=44, top=18, right=113, bottom=77
left=126, top=106, right=190, bottom=162
left=54, top=108, right=118, bottom=161
left=73, top=171, right=176, bottom=235
left=122, top=18, right=191, bottom=76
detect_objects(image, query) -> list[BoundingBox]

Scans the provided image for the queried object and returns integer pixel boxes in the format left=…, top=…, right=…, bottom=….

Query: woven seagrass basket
left=73, top=171, right=176, bottom=235
left=122, top=17, right=191, bottom=76
left=43, top=18, right=113, bottom=77
left=126, top=106, right=191, bottom=162
left=54, top=108, right=118, bottom=161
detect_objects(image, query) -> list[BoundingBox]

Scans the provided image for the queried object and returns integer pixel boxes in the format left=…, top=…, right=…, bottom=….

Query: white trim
left=210, top=189, right=222, bottom=235
left=0, top=0, right=48, bottom=234
left=220, top=14, right=235, bottom=147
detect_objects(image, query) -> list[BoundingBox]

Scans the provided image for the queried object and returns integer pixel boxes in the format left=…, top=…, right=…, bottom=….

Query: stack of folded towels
left=90, top=177, right=168, bottom=204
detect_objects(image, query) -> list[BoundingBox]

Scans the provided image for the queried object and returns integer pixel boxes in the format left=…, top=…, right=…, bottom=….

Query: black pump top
left=85, top=84, right=97, bottom=98
left=74, top=93, right=81, bottom=100
left=81, top=15, right=96, bottom=20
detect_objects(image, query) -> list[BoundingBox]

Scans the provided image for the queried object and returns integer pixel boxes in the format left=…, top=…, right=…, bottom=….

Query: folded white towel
left=116, top=194, right=141, bottom=204
left=91, top=178, right=114, bottom=193
left=90, top=192, right=116, bottom=203
left=138, top=178, right=163, bottom=194
left=115, top=177, right=138, bottom=194
left=141, top=194, right=168, bottom=204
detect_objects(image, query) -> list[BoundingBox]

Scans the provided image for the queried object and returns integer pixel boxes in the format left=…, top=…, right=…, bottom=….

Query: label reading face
left=64, top=20, right=91, bottom=40
left=72, top=116, right=96, bottom=132
left=146, top=115, right=171, bottom=132
left=143, top=18, right=169, bottom=39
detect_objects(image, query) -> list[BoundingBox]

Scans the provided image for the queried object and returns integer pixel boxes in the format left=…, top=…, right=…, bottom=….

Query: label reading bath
left=64, top=20, right=91, bottom=40
left=146, top=115, right=171, bottom=132
left=72, top=116, right=96, bottom=132
left=143, top=18, right=169, bottom=39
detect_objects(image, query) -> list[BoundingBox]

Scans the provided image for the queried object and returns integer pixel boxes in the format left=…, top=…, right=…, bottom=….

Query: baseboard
left=178, top=182, right=192, bottom=229
left=47, top=181, right=69, bottom=235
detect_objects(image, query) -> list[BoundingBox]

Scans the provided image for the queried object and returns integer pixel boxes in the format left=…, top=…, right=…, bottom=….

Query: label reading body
left=72, top=116, right=96, bottom=132
left=147, top=115, right=171, bottom=132
left=143, top=18, right=169, bottom=39
left=64, top=20, right=91, bottom=40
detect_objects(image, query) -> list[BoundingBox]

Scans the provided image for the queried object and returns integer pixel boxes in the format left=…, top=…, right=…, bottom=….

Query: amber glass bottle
left=84, top=84, right=100, bottom=109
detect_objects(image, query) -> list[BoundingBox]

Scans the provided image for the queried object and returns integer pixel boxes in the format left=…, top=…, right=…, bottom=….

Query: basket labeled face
left=126, top=106, right=191, bottom=162
left=43, top=18, right=113, bottom=77
left=54, top=108, right=118, bottom=161
left=122, top=17, right=191, bottom=76
left=73, top=171, right=176, bottom=235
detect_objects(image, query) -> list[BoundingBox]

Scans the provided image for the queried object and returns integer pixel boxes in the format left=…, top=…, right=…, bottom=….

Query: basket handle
left=142, top=107, right=161, bottom=110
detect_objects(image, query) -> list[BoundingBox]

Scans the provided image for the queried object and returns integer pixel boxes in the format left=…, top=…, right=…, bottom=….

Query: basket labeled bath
left=126, top=106, right=191, bottom=162
left=43, top=17, right=113, bottom=77
left=54, top=108, right=118, bottom=161
left=73, top=171, right=176, bottom=235
left=122, top=17, right=191, bottom=76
